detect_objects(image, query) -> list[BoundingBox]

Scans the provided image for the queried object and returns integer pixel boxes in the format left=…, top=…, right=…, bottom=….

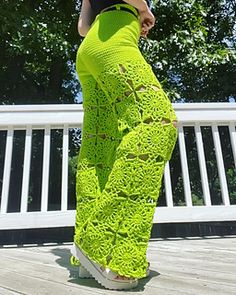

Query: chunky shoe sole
left=78, top=265, right=93, bottom=278
left=78, top=261, right=150, bottom=279
left=71, top=244, right=139, bottom=290
left=146, top=263, right=150, bottom=277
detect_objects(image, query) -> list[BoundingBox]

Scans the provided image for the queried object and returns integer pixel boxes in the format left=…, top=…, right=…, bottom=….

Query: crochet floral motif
left=71, top=59, right=178, bottom=278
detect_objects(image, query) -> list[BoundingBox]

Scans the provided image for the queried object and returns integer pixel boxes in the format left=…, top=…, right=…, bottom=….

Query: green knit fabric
left=71, top=4, right=178, bottom=279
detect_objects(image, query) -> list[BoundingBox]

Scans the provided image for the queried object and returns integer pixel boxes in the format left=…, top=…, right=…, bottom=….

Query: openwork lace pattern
left=71, top=60, right=178, bottom=279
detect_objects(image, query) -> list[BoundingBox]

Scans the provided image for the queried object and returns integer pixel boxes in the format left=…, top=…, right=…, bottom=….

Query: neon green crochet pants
left=71, top=4, right=178, bottom=279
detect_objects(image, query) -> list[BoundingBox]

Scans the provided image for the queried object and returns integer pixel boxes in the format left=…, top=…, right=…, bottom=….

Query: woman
left=70, top=0, right=178, bottom=290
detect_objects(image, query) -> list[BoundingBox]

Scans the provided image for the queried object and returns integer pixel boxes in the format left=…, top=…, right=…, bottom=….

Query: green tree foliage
left=0, top=0, right=235, bottom=104
left=141, top=0, right=236, bottom=102
left=0, top=0, right=81, bottom=104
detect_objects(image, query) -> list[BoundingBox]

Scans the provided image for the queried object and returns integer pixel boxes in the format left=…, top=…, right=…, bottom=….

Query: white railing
left=0, top=103, right=236, bottom=230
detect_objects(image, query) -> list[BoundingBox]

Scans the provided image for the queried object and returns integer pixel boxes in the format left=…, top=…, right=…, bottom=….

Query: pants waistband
left=100, top=4, right=139, bottom=19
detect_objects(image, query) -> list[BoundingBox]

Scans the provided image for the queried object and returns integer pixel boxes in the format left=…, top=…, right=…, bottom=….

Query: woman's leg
left=74, top=57, right=178, bottom=279
left=71, top=61, right=121, bottom=266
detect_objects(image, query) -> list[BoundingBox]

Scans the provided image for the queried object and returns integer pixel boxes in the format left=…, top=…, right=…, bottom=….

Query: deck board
left=0, top=237, right=235, bottom=295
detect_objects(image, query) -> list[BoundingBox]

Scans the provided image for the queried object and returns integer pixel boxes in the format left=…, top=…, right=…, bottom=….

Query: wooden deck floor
left=0, top=236, right=235, bottom=295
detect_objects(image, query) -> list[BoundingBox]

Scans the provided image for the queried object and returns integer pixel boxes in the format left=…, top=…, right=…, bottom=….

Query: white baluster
left=164, top=161, right=174, bottom=207
left=178, top=125, right=192, bottom=207
left=212, top=124, right=230, bottom=205
left=20, top=126, right=32, bottom=213
left=1, top=127, right=14, bottom=213
left=229, top=122, right=236, bottom=168
left=41, top=126, right=51, bottom=212
left=61, top=125, right=69, bottom=211
left=195, top=124, right=211, bottom=206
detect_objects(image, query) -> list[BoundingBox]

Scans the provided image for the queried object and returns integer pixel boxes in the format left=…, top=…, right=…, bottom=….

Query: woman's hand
left=122, top=0, right=155, bottom=38
left=139, top=7, right=155, bottom=38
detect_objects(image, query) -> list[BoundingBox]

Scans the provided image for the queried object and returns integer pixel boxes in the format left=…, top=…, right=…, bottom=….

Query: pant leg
left=71, top=58, right=121, bottom=265
left=75, top=67, right=119, bottom=194
left=74, top=55, right=178, bottom=278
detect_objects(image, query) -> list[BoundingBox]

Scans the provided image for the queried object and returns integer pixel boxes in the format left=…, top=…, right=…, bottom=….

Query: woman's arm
left=78, top=0, right=96, bottom=37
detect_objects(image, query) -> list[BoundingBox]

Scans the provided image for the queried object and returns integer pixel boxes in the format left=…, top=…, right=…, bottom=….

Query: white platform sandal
left=77, top=260, right=150, bottom=279
left=71, top=244, right=139, bottom=290
left=78, top=264, right=93, bottom=278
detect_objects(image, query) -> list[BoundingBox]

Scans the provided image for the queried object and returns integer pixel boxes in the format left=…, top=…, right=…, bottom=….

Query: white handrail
left=0, top=103, right=236, bottom=126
